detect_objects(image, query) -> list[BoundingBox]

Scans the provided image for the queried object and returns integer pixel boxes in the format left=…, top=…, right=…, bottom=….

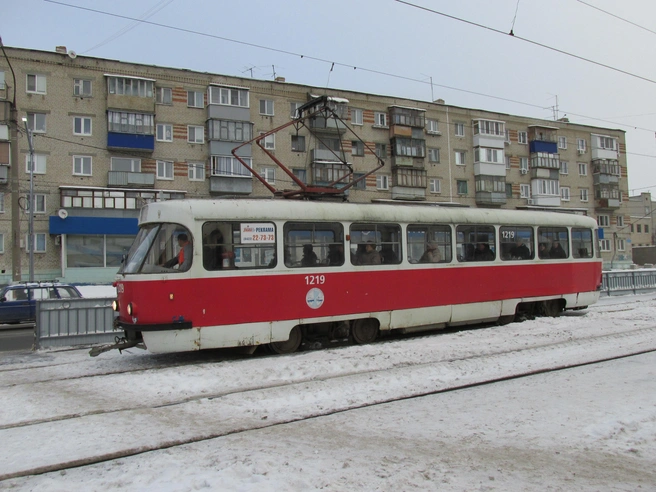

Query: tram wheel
left=351, top=319, right=379, bottom=345
left=542, top=299, right=563, bottom=317
left=267, top=326, right=302, bottom=354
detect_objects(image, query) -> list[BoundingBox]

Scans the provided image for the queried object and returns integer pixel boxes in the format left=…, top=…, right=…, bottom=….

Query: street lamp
left=21, top=117, right=35, bottom=282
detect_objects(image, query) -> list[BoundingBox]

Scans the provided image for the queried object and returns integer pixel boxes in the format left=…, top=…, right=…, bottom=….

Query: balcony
left=391, top=167, right=427, bottom=200
left=311, top=148, right=345, bottom=162
left=0, top=165, right=8, bottom=184
left=594, top=184, right=621, bottom=210
left=475, top=191, right=506, bottom=206
left=209, top=175, right=253, bottom=195
left=473, top=120, right=506, bottom=149
left=107, top=171, right=155, bottom=188
left=528, top=125, right=558, bottom=154
left=107, top=132, right=155, bottom=152
left=308, top=116, right=347, bottom=133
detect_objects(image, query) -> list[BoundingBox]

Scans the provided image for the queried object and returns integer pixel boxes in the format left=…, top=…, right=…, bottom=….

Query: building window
left=617, top=239, right=625, bottom=251
left=259, top=133, right=275, bottom=150
left=375, top=143, right=386, bottom=159
left=597, top=135, right=617, bottom=150
left=107, top=111, right=154, bottom=135
left=0, top=71, right=5, bottom=90
left=73, top=116, right=92, bottom=136
left=518, top=131, right=528, bottom=144
left=580, top=189, right=589, bottom=201
left=520, top=184, right=531, bottom=198
left=26, top=154, right=46, bottom=174
left=429, top=179, right=441, bottom=193
left=157, top=160, right=174, bottom=180
left=646, top=225, right=650, bottom=233
left=208, top=86, right=249, bottom=108
left=73, top=156, right=92, bottom=176
left=292, top=168, right=307, bottom=184
left=560, top=186, right=570, bottom=201
left=617, top=216, right=624, bottom=227
left=211, top=155, right=252, bottom=177
left=376, top=175, right=389, bottom=190
left=351, top=108, right=363, bottom=126
left=560, top=161, right=568, bottom=175
left=393, top=138, right=426, bottom=157
left=290, top=102, right=302, bottom=118
left=209, top=120, right=253, bottom=142
left=260, top=99, right=274, bottom=116
left=506, top=183, right=513, bottom=197
left=473, top=120, right=505, bottom=136
left=455, top=123, right=465, bottom=137
left=27, top=112, right=46, bottom=133
left=475, top=147, right=502, bottom=164
left=428, top=148, right=440, bottom=163
left=456, top=180, right=468, bottom=195
left=0, top=233, right=4, bottom=253
left=374, top=112, right=388, bottom=128
left=156, top=124, right=173, bottom=142
left=351, top=141, right=364, bottom=156
left=188, top=125, right=205, bottom=144
left=107, top=76, right=153, bottom=97
left=291, top=135, right=306, bottom=152
left=26, top=194, right=46, bottom=214
left=352, top=173, right=366, bottom=190
left=26, top=74, right=46, bottom=94
left=111, top=157, right=141, bottom=172
left=600, top=239, right=611, bottom=251
left=558, top=136, right=567, bottom=149
left=73, top=79, right=92, bottom=97
left=577, top=139, right=586, bottom=152
left=455, top=151, right=465, bottom=165
left=187, top=90, right=204, bottom=108
left=505, top=156, right=511, bottom=169
left=0, top=193, right=4, bottom=213
left=188, top=161, right=205, bottom=181
left=426, top=119, right=439, bottom=134
left=578, top=162, right=587, bottom=176
left=263, top=167, right=275, bottom=184
left=597, top=215, right=609, bottom=227
left=156, top=87, right=172, bottom=105
left=26, top=233, right=47, bottom=253
left=637, top=224, right=642, bottom=233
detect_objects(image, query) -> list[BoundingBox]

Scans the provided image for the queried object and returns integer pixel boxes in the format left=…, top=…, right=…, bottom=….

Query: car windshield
left=120, top=223, right=193, bottom=274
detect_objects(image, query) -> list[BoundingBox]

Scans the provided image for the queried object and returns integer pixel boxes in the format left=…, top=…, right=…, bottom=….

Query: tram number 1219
left=305, top=275, right=326, bottom=285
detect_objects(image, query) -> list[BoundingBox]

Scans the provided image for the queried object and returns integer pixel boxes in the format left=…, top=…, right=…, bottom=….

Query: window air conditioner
left=527, top=199, right=534, bottom=205
left=577, top=149, right=585, bottom=155
left=520, top=169, right=528, bottom=175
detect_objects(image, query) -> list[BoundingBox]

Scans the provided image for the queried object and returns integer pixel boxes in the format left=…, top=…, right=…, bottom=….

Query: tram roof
left=140, top=199, right=597, bottom=228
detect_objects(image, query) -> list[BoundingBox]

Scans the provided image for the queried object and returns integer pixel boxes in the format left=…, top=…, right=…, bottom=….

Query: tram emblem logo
left=306, top=288, right=325, bottom=310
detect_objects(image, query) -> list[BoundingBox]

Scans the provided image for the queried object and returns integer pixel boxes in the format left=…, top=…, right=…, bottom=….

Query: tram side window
left=350, top=223, right=402, bottom=265
left=407, top=225, right=452, bottom=264
left=500, top=226, right=534, bottom=260
left=283, top=222, right=344, bottom=268
left=572, top=228, right=594, bottom=258
left=456, top=225, right=495, bottom=262
left=537, top=227, right=569, bottom=259
left=202, top=221, right=276, bottom=270
left=122, top=223, right=194, bottom=274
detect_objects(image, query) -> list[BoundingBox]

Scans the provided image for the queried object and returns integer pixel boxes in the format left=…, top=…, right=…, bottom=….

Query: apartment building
left=0, top=46, right=631, bottom=283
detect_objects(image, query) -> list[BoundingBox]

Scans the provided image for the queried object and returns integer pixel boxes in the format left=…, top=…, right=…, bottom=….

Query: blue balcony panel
left=107, top=132, right=155, bottom=151
left=529, top=141, right=558, bottom=154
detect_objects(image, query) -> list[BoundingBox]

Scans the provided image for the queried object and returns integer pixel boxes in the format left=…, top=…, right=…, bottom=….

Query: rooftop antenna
left=241, top=65, right=258, bottom=78
left=548, top=93, right=559, bottom=120
left=421, top=73, right=434, bottom=101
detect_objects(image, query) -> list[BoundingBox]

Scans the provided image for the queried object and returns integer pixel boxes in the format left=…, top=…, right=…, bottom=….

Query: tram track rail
left=1, top=326, right=655, bottom=482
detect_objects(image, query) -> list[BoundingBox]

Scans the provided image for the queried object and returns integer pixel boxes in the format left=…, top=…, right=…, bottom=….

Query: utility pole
left=22, top=118, right=34, bottom=282
left=1, top=40, right=22, bottom=281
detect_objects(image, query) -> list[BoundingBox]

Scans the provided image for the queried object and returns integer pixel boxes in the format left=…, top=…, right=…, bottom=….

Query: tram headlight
left=127, top=302, right=137, bottom=316
left=112, top=300, right=119, bottom=312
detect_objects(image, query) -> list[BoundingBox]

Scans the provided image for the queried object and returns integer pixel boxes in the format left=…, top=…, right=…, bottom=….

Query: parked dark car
left=0, top=282, right=82, bottom=324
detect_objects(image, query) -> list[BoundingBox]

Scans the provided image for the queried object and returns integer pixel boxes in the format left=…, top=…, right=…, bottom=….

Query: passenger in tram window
left=473, top=243, right=494, bottom=261
left=164, top=233, right=192, bottom=271
left=327, top=244, right=344, bottom=266
left=550, top=241, right=567, bottom=258
left=380, top=246, right=399, bottom=264
left=419, top=242, right=441, bottom=263
left=357, top=242, right=382, bottom=265
left=509, top=239, right=531, bottom=260
left=538, top=243, right=550, bottom=258
left=301, top=244, right=318, bottom=267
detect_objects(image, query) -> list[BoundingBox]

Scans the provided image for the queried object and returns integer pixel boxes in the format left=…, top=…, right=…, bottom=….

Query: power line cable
left=575, top=0, right=656, bottom=36
left=394, top=0, right=656, bottom=86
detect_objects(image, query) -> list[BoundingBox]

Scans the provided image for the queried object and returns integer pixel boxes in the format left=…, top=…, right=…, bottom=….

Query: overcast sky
left=3, top=0, right=656, bottom=197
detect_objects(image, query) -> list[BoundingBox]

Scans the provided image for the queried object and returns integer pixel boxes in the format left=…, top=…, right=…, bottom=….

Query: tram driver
left=163, top=233, right=192, bottom=271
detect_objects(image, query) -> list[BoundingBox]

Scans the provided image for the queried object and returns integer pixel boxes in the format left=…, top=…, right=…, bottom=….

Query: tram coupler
left=89, top=336, right=145, bottom=357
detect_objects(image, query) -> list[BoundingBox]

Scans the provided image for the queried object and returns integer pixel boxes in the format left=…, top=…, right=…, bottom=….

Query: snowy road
left=0, top=293, right=655, bottom=490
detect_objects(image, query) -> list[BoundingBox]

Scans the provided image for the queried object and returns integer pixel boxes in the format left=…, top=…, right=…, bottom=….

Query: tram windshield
left=120, top=223, right=193, bottom=274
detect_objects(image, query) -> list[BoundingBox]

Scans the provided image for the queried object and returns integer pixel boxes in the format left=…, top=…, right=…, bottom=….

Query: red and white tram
left=113, top=199, right=602, bottom=354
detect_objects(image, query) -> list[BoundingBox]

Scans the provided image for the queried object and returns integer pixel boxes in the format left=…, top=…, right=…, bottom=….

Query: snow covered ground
left=0, top=292, right=655, bottom=491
